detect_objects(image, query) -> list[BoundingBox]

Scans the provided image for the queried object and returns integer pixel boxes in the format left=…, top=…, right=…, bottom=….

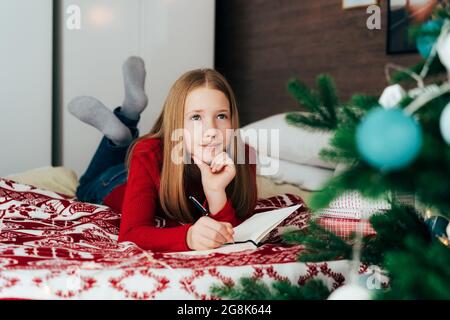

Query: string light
left=385, top=19, right=450, bottom=116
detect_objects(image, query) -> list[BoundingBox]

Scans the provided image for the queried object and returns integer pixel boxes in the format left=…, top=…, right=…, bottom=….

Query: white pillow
left=256, top=154, right=334, bottom=191
left=240, top=113, right=336, bottom=169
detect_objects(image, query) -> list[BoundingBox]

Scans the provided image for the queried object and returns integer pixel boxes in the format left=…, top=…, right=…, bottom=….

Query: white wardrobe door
left=61, top=0, right=215, bottom=177
left=0, top=0, right=53, bottom=176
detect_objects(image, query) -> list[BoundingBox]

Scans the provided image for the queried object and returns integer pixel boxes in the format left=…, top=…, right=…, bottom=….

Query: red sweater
left=104, top=137, right=256, bottom=253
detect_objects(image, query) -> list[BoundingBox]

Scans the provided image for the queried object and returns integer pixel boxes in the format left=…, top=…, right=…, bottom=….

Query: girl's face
left=183, top=87, right=233, bottom=165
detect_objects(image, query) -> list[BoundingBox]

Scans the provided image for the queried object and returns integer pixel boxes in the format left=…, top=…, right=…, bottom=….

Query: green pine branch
left=335, top=94, right=379, bottom=128
left=211, top=277, right=330, bottom=300
left=285, top=112, right=333, bottom=131
left=347, top=94, right=379, bottom=112
left=280, top=199, right=430, bottom=267
left=282, top=220, right=353, bottom=262
left=376, top=236, right=450, bottom=300
left=286, top=75, right=341, bottom=130
left=362, top=203, right=430, bottom=266
left=286, top=77, right=322, bottom=113
left=317, top=74, right=339, bottom=125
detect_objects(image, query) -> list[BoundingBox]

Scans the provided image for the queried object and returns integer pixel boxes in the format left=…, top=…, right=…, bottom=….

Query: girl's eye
left=191, top=114, right=201, bottom=121
left=217, top=113, right=228, bottom=120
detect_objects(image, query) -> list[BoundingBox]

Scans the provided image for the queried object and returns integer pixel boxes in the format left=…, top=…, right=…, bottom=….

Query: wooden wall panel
left=215, top=0, right=422, bottom=126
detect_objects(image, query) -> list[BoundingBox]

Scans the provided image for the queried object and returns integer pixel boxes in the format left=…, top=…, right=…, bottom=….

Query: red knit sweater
left=103, top=137, right=256, bottom=253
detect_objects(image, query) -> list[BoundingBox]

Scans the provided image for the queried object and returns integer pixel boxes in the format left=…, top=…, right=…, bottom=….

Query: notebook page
left=230, top=204, right=302, bottom=244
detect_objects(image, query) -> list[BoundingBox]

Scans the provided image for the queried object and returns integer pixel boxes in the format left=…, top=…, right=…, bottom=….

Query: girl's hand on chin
left=192, top=152, right=236, bottom=193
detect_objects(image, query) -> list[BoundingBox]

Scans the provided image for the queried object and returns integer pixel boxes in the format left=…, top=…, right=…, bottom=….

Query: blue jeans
left=76, top=107, right=139, bottom=205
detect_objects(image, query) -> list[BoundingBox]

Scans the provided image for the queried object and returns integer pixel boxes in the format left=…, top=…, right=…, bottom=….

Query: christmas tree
left=213, top=5, right=450, bottom=300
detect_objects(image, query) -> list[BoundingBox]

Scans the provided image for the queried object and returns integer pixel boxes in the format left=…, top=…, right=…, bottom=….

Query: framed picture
left=387, top=0, right=439, bottom=54
left=342, top=0, right=378, bottom=9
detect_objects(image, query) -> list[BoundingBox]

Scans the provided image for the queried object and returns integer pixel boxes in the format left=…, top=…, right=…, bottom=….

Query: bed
left=0, top=168, right=379, bottom=300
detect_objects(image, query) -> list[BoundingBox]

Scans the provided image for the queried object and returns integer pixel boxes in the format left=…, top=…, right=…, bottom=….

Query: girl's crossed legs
left=69, top=56, right=148, bottom=204
left=75, top=106, right=139, bottom=204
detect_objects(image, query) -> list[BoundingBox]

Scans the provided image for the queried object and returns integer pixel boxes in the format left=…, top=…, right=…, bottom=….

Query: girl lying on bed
left=68, top=57, right=257, bottom=253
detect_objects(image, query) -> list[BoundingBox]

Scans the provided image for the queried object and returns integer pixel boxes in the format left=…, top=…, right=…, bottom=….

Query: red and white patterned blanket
left=0, top=178, right=377, bottom=300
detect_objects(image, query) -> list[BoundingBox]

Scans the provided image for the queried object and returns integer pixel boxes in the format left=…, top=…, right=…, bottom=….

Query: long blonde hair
left=125, top=69, right=257, bottom=223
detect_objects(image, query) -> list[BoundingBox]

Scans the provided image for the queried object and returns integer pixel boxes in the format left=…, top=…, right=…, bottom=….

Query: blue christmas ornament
left=356, top=108, right=423, bottom=171
left=416, top=19, right=443, bottom=59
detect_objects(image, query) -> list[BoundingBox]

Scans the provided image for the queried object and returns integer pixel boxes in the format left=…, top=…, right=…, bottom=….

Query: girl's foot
left=121, top=56, right=148, bottom=120
left=68, top=96, right=132, bottom=146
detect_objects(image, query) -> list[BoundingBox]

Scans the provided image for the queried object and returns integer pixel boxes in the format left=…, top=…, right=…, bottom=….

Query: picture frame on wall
left=387, top=0, right=439, bottom=54
left=342, top=0, right=378, bottom=9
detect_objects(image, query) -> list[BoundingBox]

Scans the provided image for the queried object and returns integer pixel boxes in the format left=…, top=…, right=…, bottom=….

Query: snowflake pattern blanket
left=0, top=178, right=379, bottom=300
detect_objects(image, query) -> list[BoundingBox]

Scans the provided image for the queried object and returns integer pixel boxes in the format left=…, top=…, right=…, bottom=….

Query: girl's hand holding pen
left=186, top=217, right=234, bottom=250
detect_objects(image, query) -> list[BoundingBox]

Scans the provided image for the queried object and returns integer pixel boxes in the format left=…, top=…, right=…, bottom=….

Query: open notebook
left=174, top=203, right=302, bottom=255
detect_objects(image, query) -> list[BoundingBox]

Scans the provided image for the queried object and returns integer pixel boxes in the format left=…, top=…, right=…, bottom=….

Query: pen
left=189, top=196, right=209, bottom=216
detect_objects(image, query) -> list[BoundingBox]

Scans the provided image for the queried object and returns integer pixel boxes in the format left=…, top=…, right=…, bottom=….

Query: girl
left=70, top=57, right=258, bottom=253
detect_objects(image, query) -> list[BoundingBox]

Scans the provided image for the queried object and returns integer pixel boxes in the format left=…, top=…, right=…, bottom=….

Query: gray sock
left=121, top=56, right=148, bottom=120
left=68, top=96, right=132, bottom=146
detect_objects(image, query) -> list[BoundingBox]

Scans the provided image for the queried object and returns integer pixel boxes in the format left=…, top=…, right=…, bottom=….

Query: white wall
left=61, top=0, right=215, bottom=177
left=0, top=0, right=53, bottom=176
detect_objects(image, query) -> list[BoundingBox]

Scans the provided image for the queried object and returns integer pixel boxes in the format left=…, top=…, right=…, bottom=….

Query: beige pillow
left=256, top=175, right=312, bottom=206
left=6, top=166, right=79, bottom=197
